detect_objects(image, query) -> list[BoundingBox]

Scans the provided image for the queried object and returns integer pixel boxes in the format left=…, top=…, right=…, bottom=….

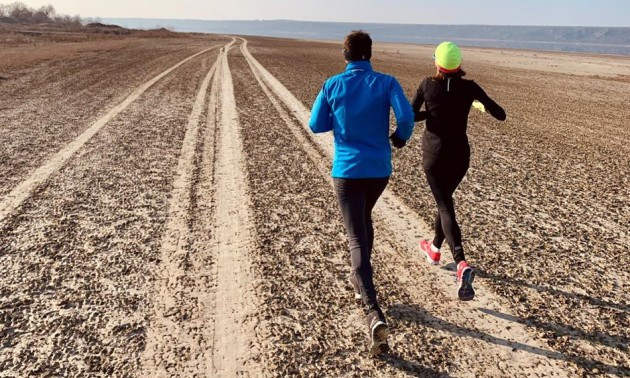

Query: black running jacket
left=411, top=77, right=506, bottom=155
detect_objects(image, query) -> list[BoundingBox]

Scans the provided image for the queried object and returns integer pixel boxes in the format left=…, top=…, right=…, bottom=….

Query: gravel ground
left=0, top=36, right=225, bottom=197
left=0, top=45, right=222, bottom=376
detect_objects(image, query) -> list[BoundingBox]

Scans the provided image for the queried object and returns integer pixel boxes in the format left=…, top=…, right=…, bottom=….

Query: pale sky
left=12, top=0, right=630, bottom=27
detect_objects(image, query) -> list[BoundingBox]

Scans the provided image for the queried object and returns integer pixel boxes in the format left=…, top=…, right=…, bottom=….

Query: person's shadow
left=376, top=351, right=449, bottom=377
left=386, top=303, right=628, bottom=376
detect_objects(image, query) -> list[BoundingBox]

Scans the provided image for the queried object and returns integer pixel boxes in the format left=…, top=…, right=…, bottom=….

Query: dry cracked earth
left=0, top=33, right=628, bottom=377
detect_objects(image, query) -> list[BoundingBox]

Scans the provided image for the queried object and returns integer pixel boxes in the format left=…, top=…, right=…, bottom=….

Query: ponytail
left=434, top=69, right=466, bottom=81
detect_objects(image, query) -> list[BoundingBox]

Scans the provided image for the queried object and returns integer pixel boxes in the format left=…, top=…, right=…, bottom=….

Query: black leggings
left=333, top=177, right=389, bottom=309
left=423, top=151, right=469, bottom=264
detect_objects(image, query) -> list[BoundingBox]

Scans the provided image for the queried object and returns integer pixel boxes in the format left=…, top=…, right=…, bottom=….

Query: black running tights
left=333, top=177, right=389, bottom=309
left=423, top=151, right=469, bottom=264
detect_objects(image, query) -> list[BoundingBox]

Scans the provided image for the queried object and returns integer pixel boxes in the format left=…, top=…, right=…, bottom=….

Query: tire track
left=239, top=37, right=572, bottom=375
left=141, top=38, right=261, bottom=376
left=0, top=44, right=222, bottom=225
left=140, top=38, right=233, bottom=376
left=209, top=40, right=261, bottom=377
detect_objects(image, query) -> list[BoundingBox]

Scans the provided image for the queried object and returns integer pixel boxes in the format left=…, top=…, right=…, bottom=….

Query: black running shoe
left=367, top=307, right=389, bottom=355
left=349, top=273, right=362, bottom=300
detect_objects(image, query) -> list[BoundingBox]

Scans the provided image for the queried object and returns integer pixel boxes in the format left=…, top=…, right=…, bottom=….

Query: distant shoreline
left=103, top=18, right=630, bottom=56
left=295, top=38, right=630, bottom=60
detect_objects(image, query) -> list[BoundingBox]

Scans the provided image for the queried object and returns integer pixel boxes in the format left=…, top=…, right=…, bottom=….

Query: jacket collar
left=345, top=60, right=373, bottom=72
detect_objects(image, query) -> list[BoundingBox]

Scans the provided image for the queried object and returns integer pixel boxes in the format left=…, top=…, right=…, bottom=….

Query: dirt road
left=1, top=34, right=627, bottom=376
left=139, top=37, right=261, bottom=377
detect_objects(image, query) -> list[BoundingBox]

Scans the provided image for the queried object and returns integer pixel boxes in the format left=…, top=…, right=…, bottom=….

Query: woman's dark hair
left=343, top=30, right=372, bottom=61
left=434, top=68, right=467, bottom=80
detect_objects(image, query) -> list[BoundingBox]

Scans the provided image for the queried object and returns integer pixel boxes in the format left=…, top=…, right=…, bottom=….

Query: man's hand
left=390, top=133, right=406, bottom=149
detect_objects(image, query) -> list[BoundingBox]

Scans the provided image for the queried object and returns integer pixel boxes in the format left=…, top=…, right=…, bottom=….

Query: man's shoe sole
left=457, top=267, right=475, bottom=301
left=369, top=322, right=390, bottom=355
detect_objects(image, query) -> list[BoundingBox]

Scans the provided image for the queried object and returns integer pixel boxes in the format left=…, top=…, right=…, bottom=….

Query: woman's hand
left=414, top=110, right=428, bottom=122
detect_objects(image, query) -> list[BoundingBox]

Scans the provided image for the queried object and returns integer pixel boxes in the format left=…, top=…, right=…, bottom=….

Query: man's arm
left=309, top=84, right=333, bottom=133
left=389, top=78, right=415, bottom=141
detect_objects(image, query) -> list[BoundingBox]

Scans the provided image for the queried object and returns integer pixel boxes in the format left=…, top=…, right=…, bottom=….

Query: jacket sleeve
left=471, top=81, right=507, bottom=121
left=309, top=83, right=333, bottom=133
left=410, top=80, right=427, bottom=122
left=389, top=78, right=415, bottom=140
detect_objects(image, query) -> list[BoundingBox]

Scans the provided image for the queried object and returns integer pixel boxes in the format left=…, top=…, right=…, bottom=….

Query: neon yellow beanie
left=435, top=41, right=462, bottom=73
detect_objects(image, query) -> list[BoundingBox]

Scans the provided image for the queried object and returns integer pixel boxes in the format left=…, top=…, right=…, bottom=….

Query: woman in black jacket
left=412, top=41, right=506, bottom=301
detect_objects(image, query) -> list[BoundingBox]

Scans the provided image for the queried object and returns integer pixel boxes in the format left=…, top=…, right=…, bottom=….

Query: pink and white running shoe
left=420, top=239, right=441, bottom=265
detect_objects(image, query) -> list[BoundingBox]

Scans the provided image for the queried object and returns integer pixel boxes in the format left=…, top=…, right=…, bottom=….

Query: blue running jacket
left=309, top=61, right=414, bottom=178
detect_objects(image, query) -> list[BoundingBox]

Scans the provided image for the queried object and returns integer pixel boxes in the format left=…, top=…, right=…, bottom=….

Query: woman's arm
left=309, top=84, right=333, bottom=133
left=472, top=81, right=507, bottom=121
left=410, top=80, right=428, bottom=122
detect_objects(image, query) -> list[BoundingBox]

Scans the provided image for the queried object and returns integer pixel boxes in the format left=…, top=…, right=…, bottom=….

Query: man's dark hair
left=343, top=30, right=372, bottom=61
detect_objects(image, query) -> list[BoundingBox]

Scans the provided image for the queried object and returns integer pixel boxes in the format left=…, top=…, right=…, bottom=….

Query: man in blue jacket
left=309, top=30, right=414, bottom=355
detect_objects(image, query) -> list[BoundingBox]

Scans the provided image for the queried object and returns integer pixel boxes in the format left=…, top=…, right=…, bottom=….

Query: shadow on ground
left=388, top=303, right=628, bottom=376
left=476, top=268, right=629, bottom=313
left=478, top=307, right=628, bottom=353
left=378, top=352, right=449, bottom=377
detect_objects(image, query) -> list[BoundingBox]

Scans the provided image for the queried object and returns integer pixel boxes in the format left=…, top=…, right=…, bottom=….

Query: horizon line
left=97, top=17, right=630, bottom=29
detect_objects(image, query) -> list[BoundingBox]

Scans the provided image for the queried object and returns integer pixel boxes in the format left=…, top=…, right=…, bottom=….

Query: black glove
left=390, top=133, right=406, bottom=149
left=414, top=110, right=428, bottom=122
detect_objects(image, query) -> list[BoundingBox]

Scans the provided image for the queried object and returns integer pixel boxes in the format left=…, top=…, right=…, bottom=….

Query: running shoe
left=349, top=272, right=362, bottom=300
left=420, top=239, right=441, bottom=265
left=367, top=307, right=389, bottom=355
left=456, top=261, right=476, bottom=301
